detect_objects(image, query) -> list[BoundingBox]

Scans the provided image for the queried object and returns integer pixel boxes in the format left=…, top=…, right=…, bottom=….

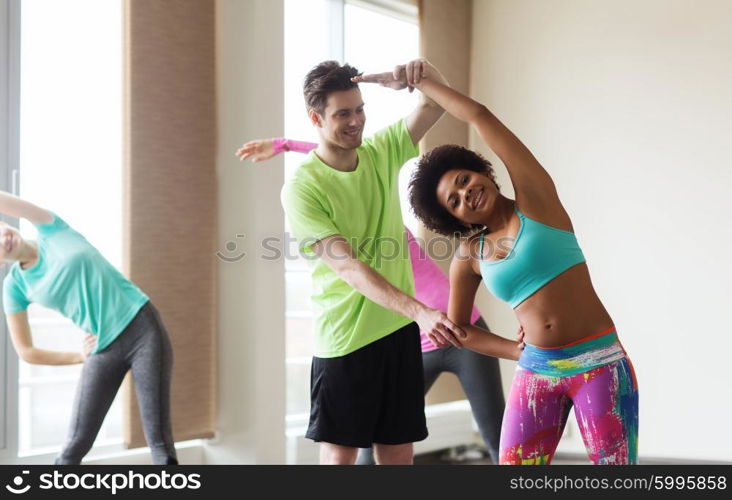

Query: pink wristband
left=272, top=137, right=289, bottom=154
left=272, top=138, right=317, bottom=155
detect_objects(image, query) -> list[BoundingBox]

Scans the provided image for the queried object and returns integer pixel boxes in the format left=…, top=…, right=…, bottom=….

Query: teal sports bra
left=479, top=206, right=586, bottom=308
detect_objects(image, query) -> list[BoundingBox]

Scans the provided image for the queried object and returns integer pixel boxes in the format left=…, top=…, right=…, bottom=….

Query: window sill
left=0, top=440, right=204, bottom=465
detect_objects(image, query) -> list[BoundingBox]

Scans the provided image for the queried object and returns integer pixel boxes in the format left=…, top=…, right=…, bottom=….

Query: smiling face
left=409, top=144, right=500, bottom=236
left=310, top=87, right=366, bottom=151
left=435, top=169, right=501, bottom=226
left=0, top=222, right=24, bottom=264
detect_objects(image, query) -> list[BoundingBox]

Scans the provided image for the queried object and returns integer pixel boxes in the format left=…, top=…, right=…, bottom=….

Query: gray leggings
left=357, top=317, right=505, bottom=464
left=55, top=301, right=177, bottom=465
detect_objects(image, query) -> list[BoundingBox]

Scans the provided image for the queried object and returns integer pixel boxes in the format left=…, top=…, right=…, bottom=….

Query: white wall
left=208, top=0, right=286, bottom=464
left=471, top=0, right=732, bottom=461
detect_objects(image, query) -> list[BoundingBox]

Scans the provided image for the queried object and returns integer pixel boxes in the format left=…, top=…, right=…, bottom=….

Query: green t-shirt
left=3, top=214, right=149, bottom=353
left=281, top=119, right=419, bottom=358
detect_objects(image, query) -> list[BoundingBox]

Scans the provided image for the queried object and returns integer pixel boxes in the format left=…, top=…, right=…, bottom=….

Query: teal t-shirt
left=281, top=119, right=419, bottom=358
left=2, top=214, right=149, bottom=353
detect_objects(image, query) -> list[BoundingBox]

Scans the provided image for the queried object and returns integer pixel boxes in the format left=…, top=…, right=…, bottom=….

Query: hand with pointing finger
left=352, top=58, right=446, bottom=93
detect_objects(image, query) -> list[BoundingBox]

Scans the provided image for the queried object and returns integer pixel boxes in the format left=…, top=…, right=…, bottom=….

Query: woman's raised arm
left=397, top=77, right=559, bottom=205
left=0, top=191, right=52, bottom=225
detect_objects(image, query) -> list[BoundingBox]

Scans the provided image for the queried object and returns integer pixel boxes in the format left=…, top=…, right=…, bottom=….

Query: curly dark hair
left=303, top=61, right=361, bottom=115
left=409, top=145, right=499, bottom=236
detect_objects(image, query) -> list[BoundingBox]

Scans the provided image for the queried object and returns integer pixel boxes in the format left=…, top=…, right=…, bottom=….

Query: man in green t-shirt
left=281, top=59, right=466, bottom=465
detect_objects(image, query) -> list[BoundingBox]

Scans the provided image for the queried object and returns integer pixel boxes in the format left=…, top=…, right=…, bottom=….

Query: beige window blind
left=122, top=0, right=217, bottom=448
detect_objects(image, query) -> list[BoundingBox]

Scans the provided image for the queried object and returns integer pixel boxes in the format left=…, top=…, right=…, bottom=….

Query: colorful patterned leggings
left=499, top=328, right=639, bottom=465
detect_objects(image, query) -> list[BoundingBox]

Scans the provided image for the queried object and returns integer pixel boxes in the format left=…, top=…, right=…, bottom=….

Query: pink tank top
left=406, top=228, right=481, bottom=352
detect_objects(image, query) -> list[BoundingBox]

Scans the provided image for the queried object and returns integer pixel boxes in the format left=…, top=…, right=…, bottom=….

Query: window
left=0, top=0, right=18, bottom=457
left=284, top=0, right=419, bottom=419
left=13, top=0, right=123, bottom=457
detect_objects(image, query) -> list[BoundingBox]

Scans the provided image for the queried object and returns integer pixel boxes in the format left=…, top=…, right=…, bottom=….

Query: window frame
left=1, top=0, right=126, bottom=463
left=0, top=0, right=21, bottom=461
left=283, top=0, right=419, bottom=426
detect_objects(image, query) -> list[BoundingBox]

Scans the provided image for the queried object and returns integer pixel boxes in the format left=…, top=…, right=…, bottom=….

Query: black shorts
left=305, top=322, right=428, bottom=448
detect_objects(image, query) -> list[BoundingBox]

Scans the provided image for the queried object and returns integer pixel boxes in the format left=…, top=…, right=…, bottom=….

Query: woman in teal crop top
left=1, top=190, right=177, bottom=465
left=357, top=67, right=638, bottom=465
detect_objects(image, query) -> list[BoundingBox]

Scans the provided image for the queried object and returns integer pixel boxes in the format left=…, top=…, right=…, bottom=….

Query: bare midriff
left=514, top=263, right=614, bottom=348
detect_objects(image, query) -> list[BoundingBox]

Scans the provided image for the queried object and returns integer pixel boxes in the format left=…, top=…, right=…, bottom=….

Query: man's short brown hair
left=303, top=61, right=361, bottom=115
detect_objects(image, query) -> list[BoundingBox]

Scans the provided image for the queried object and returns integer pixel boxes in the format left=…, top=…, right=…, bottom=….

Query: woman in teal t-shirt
left=1, top=190, right=177, bottom=465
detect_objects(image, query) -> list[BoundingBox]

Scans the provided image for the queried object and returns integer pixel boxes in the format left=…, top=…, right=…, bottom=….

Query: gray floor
left=413, top=445, right=727, bottom=465
left=413, top=445, right=591, bottom=465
